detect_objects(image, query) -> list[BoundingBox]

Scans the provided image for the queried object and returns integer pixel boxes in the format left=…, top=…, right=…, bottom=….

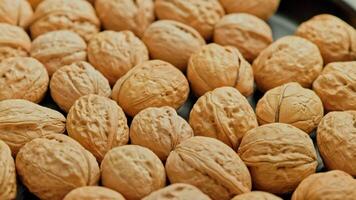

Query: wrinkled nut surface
left=187, top=43, right=254, bottom=97
left=63, top=186, right=126, bottom=200
left=0, top=57, right=49, bottom=103
left=166, top=136, right=252, bottom=200
left=29, top=0, right=95, bottom=9
left=231, top=191, right=282, bottom=200
left=256, top=82, right=324, bottom=134
left=142, top=183, right=211, bottom=200
left=313, top=61, right=356, bottom=111
left=0, top=99, right=66, bottom=155
left=16, top=134, right=100, bottom=200
left=155, top=0, right=225, bottom=40
left=214, top=13, right=273, bottom=62
left=189, top=87, right=258, bottom=150
left=0, top=0, right=33, bottom=28
left=101, top=145, right=166, bottom=200
left=0, top=140, right=16, bottom=200
left=50, top=61, right=111, bottom=113
left=317, top=111, right=356, bottom=176
left=130, top=106, right=193, bottom=161
left=95, top=0, right=154, bottom=37
left=292, top=170, right=356, bottom=200
left=296, top=14, right=356, bottom=63
left=238, top=123, right=318, bottom=194
left=142, top=20, right=206, bottom=71
left=88, top=30, right=149, bottom=85
left=67, top=94, right=129, bottom=162
left=253, top=36, right=323, bottom=92
left=112, top=60, right=189, bottom=117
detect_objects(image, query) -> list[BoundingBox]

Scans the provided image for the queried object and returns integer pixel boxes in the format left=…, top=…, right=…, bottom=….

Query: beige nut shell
left=214, top=13, right=273, bottom=62
left=252, top=36, right=323, bottom=92
left=88, top=30, right=149, bottom=85
left=63, top=186, right=126, bottom=200
left=0, top=99, right=66, bottom=155
left=0, top=140, right=16, bottom=200
left=231, top=191, right=282, bottom=200
left=112, top=60, right=189, bottom=117
left=0, top=0, right=33, bottom=28
left=101, top=145, right=166, bottom=200
left=256, top=82, right=324, bottom=134
left=313, top=61, right=356, bottom=111
left=29, top=0, right=95, bottom=9
left=166, top=136, right=252, bottom=200
left=130, top=106, right=193, bottom=161
left=67, top=94, right=129, bottom=162
left=238, top=123, right=318, bottom=194
left=16, top=134, right=100, bottom=200
left=142, top=20, right=206, bottom=71
left=189, top=87, right=258, bottom=150
left=50, top=61, right=111, bottom=113
left=187, top=43, right=254, bottom=97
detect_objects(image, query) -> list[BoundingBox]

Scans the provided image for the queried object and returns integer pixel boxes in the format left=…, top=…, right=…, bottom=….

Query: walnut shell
left=16, top=134, right=100, bottom=200
left=142, top=20, right=206, bottom=71
left=252, top=36, right=323, bottom=92
left=187, top=43, right=254, bottom=97
left=189, top=87, right=258, bottom=150
left=166, top=136, right=252, bottom=200
left=67, top=94, right=129, bottom=162
left=312, top=61, right=356, bottom=111
left=30, top=30, right=87, bottom=76
left=214, top=13, right=273, bottom=62
left=296, top=14, right=356, bottom=63
left=88, top=30, right=149, bottom=85
left=112, top=60, right=189, bottom=117
left=256, top=82, right=324, bottom=134
left=238, top=123, right=318, bottom=194
left=101, top=145, right=166, bottom=200
left=231, top=191, right=282, bottom=200
left=0, top=0, right=33, bottom=28
left=50, top=61, right=111, bottom=113
left=130, top=106, right=193, bottom=161
left=63, top=186, right=125, bottom=200
left=0, top=140, right=16, bottom=200
left=0, top=99, right=66, bottom=155
left=29, top=0, right=95, bottom=9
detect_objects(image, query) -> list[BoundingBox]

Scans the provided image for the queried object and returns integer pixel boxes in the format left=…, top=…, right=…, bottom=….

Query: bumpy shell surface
left=296, top=14, right=356, bottom=63
left=0, top=0, right=33, bottom=28
left=317, top=111, right=356, bottom=176
left=142, top=20, right=206, bottom=71
left=292, top=170, right=356, bottom=200
left=130, top=106, right=193, bottom=160
left=231, top=191, right=282, bottom=200
left=88, top=30, right=149, bottom=85
left=50, top=61, right=111, bottom=113
left=101, top=145, right=166, bottom=200
left=187, top=43, right=254, bottom=97
left=214, top=13, right=273, bottom=62
left=63, top=186, right=125, bottom=200
left=29, top=0, right=95, bottom=9
left=0, top=140, right=16, bottom=200
left=166, top=136, right=252, bottom=200
left=238, top=123, right=318, bottom=194
left=256, top=82, right=324, bottom=134
left=252, top=36, right=323, bottom=92
left=95, top=0, right=154, bottom=37
left=16, top=134, right=100, bottom=200
left=189, top=87, right=257, bottom=150
left=313, top=61, right=356, bottom=111
left=0, top=99, right=66, bottom=155
left=67, top=94, right=129, bottom=162
left=112, top=60, right=189, bottom=117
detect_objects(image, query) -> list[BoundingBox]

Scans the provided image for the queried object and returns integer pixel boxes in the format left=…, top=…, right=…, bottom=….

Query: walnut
left=142, top=20, right=206, bottom=71
left=166, top=136, right=252, bottom=200
left=112, top=60, right=189, bottom=117
left=189, top=87, right=257, bottom=150
left=187, top=43, right=254, bottom=97
left=63, top=186, right=125, bottom=200
left=238, top=123, right=318, bottom=194
left=252, top=36, right=323, bottom=92
left=0, top=140, right=16, bottom=200
left=0, top=0, right=33, bottom=28
left=50, top=61, right=111, bottom=113
left=29, top=0, right=95, bottom=9
left=101, top=145, right=166, bottom=200
left=16, top=134, right=100, bottom=200
left=231, top=191, right=282, bottom=200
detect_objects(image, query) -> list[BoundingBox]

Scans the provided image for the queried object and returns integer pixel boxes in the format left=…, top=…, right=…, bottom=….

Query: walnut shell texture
left=231, top=191, right=282, bottom=200
left=0, top=0, right=33, bottom=28
left=0, top=140, right=16, bottom=200
left=63, top=186, right=125, bottom=200
left=29, top=0, right=95, bottom=9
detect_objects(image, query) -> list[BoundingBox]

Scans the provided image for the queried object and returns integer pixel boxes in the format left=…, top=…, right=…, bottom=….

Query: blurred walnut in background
left=0, top=0, right=33, bottom=28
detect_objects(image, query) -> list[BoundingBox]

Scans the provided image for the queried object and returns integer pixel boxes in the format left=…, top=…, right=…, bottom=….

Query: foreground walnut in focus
left=238, top=123, right=318, bottom=194
left=63, top=186, right=125, bottom=200
left=166, top=136, right=252, bottom=200
left=232, top=191, right=282, bottom=200
left=0, top=0, right=33, bottom=28
left=0, top=140, right=16, bottom=200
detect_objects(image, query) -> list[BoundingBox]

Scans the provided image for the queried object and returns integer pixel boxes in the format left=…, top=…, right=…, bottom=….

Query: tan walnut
left=63, top=186, right=125, bottom=200
left=0, top=140, right=16, bottom=200
left=0, top=0, right=33, bottom=28
left=29, top=0, right=95, bottom=9
left=231, top=191, right=282, bottom=200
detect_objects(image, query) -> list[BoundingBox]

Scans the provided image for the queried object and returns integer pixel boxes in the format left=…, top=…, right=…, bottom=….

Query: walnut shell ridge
left=63, top=186, right=125, bottom=200
left=0, top=0, right=33, bottom=28
left=29, top=0, right=95, bottom=9
left=0, top=140, right=16, bottom=200
left=231, top=191, right=282, bottom=200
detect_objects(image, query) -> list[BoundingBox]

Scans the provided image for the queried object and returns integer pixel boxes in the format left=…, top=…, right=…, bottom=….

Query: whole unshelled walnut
left=0, top=140, right=16, bottom=200
left=0, top=0, right=33, bottom=28
left=238, top=123, right=318, bottom=194
left=63, top=186, right=125, bottom=200
left=231, top=191, right=282, bottom=200
left=112, top=60, right=189, bottom=117
left=0, top=99, right=66, bottom=155
left=166, top=136, right=252, bottom=200
left=16, top=134, right=100, bottom=200
left=29, top=0, right=95, bottom=9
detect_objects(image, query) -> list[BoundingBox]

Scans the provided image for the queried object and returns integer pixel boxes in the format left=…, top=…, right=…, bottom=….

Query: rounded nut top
left=29, top=0, right=95, bottom=9
left=0, top=0, right=33, bottom=28
left=231, top=191, right=282, bottom=200
left=63, top=186, right=126, bottom=200
left=112, top=60, right=189, bottom=117
left=0, top=140, right=16, bottom=200
left=252, top=36, right=323, bottom=92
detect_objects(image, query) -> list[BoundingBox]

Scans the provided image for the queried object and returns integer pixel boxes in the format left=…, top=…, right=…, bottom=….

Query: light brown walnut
left=63, top=186, right=125, bottom=200
left=0, top=0, right=33, bottom=28
left=231, top=191, right=282, bottom=200
left=0, top=140, right=16, bottom=200
left=29, top=0, right=95, bottom=9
